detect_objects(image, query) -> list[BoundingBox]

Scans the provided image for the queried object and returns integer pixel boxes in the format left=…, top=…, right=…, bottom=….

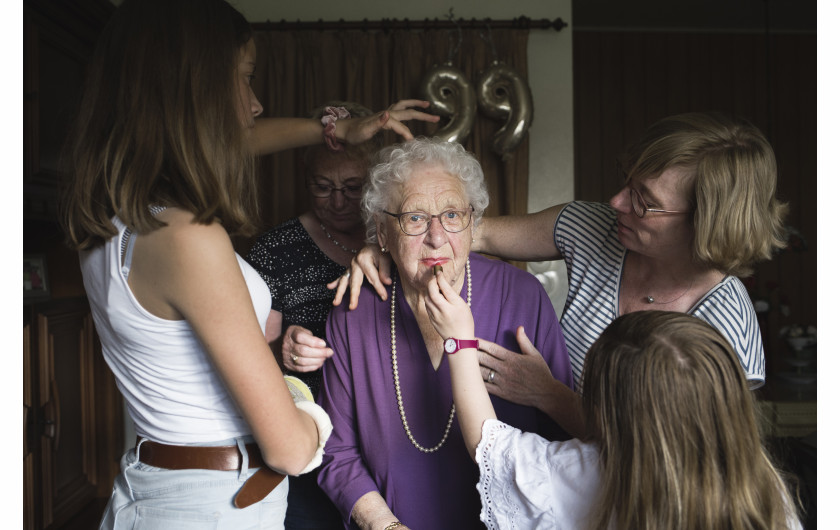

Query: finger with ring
left=291, top=354, right=299, bottom=363
left=343, top=270, right=351, bottom=278
left=488, top=370, right=496, bottom=384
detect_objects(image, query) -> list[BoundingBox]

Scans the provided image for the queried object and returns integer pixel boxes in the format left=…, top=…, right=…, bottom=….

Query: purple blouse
left=317, top=253, right=573, bottom=529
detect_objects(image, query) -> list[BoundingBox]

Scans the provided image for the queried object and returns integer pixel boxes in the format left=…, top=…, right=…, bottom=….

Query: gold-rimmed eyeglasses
left=383, top=206, right=474, bottom=236
left=628, top=187, right=687, bottom=218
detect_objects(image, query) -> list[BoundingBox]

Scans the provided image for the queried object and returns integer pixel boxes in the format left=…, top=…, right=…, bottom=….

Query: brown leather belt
left=136, top=438, right=286, bottom=508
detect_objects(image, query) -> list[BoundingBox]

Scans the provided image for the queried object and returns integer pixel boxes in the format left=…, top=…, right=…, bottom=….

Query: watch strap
left=445, top=338, right=479, bottom=354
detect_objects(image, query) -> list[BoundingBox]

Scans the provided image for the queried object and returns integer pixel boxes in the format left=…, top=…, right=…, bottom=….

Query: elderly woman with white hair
left=316, top=137, right=574, bottom=530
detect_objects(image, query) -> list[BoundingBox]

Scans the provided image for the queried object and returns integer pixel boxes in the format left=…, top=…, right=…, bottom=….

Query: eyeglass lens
left=629, top=188, right=646, bottom=218
left=399, top=209, right=472, bottom=235
left=308, top=182, right=363, bottom=199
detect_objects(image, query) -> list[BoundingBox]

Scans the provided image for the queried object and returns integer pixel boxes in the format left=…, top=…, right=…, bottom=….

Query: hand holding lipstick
left=425, top=265, right=474, bottom=343
left=427, top=264, right=494, bottom=462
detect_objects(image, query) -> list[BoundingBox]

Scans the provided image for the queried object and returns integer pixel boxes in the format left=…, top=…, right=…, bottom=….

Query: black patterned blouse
left=246, top=218, right=346, bottom=397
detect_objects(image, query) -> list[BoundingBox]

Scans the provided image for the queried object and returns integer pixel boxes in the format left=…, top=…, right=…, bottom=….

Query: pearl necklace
left=319, top=223, right=358, bottom=255
left=390, top=258, right=471, bottom=453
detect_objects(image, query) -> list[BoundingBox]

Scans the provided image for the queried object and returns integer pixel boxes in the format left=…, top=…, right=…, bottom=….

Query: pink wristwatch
left=444, top=338, right=479, bottom=354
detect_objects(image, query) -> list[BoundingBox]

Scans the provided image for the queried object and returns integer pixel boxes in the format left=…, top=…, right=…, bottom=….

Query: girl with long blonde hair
left=425, top=276, right=801, bottom=530
left=580, top=311, right=800, bottom=530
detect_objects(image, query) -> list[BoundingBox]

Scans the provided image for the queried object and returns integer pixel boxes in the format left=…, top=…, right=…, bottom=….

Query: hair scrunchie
left=321, top=106, right=350, bottom=151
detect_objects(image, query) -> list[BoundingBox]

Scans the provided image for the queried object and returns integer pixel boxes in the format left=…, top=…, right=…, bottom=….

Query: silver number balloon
left=476, top=61, right=534, bottom=156
left=418, top=62, right=477, bottom=144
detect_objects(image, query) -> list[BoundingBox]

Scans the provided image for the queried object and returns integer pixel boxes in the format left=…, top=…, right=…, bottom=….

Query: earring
left=380, top=246, right=388, bottom=253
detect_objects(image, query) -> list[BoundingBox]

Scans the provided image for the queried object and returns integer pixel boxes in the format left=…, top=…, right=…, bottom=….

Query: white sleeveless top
left=80, top=213, right=271, bottom=444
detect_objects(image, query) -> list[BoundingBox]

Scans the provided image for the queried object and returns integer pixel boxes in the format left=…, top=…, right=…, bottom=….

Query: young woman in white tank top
left=61, top=0, right=438, bottom=526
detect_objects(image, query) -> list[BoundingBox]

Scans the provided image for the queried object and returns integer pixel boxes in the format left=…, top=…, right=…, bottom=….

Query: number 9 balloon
left=476, top=61, right=534, bottom=157
left=418, top=62, right=477, bottom=144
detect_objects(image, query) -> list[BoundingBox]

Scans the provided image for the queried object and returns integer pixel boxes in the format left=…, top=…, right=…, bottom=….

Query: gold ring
left=291, top=354, right=299, bottom=363
left=488, top=370, right=496, bottom=383
left=344, top=270, right=351, bottom=278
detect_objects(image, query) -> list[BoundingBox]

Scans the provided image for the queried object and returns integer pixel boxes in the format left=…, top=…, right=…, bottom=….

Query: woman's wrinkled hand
left=477, top=327, right=556, bottom=407
left=282, top=325, right=333, bottom=373
left=328, top=244, right=393, bottom=309
left=338, top=99, right=440, bottom=144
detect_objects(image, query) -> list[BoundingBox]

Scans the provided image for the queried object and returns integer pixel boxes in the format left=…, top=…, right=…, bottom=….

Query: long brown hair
left=61, top=0, right=258, bottom=249
left=582, top=311, right=800, bottom=529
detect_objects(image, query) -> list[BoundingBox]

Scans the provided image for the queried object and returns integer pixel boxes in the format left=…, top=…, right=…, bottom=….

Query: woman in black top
left=247, top=101, right=381, bottom=529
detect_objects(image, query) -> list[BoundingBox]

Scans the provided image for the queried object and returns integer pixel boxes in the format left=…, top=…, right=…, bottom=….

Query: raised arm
left=250, top=117, right=323, bottom=155
left=250, top=100, right=440, bottom=156
left=424, top=268, right=495, bottom=461
left=472, top=204, right=567, bottom=261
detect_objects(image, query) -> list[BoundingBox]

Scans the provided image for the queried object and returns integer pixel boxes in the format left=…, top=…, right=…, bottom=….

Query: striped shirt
left=555, top=202, right=765, bottom=389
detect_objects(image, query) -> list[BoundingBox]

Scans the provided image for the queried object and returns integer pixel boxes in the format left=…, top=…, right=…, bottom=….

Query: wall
left=232, top=0, right=574, bottom=318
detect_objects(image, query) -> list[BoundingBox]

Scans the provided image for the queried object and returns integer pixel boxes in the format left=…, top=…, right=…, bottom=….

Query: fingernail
left=434, top=264, right=443, bottom=275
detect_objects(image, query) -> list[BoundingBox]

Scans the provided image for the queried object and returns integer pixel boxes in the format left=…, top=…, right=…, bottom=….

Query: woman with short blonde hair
left=620, top=111, right=788, bottom=277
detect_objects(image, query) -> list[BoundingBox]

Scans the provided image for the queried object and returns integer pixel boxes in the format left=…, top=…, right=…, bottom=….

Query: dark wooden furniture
left=24, top=1, right=120, bottom=528
left=24, top=299, right=124, bottom=530
left=758, top=379, right=817, bottom=530
left=24, top=0, right=114, bottom=221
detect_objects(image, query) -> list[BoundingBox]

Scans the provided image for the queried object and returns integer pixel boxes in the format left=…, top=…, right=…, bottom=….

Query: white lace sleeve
left=475, top=419, right=602, bottom=530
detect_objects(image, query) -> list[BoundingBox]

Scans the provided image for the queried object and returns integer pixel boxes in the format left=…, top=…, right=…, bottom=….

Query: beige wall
left=233, top=0, right=574, bottom=316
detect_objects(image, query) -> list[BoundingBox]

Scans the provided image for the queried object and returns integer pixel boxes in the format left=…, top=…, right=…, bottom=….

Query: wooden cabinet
left=24, top=298, right=124, bottom=530
left=24, top=3, right=120, bottom=527
left=24, top=0, right=115, bottom=220
left=757, top=379, right=817, bottom=439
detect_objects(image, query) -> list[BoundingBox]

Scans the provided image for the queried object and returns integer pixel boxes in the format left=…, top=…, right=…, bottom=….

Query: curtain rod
left=251, top=16, right=567, bottom=32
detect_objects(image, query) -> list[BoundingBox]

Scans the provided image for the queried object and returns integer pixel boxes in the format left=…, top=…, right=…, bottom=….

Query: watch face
left=444, top=338, right=456, bottom=353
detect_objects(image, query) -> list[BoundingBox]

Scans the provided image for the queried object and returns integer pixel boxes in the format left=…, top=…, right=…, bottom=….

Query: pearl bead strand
left=390, top=259, right=471, bottom=453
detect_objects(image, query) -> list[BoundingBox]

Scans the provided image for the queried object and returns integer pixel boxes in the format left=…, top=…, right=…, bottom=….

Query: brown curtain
left=239, top=27, right=531, bottom=256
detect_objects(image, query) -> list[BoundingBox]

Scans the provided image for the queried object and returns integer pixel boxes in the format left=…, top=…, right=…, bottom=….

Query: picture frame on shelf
left=23, top=254, right=50, bottom=301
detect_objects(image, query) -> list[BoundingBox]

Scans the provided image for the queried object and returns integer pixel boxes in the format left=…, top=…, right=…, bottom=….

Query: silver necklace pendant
left=320, top=223, right=358, bottom=255
left=644, top=279, right=695, bottom=305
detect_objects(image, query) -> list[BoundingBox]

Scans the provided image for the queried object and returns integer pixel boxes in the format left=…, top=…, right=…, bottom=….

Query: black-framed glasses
left=307, top=181, right=364, bottom=200
left=383, top=206, right=474, bottom=236
left=628, top=187, right=687, bottom=218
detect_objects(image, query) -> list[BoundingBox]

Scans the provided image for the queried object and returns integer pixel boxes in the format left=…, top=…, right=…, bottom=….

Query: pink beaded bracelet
left=321, top=106, right=350, bottom=151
